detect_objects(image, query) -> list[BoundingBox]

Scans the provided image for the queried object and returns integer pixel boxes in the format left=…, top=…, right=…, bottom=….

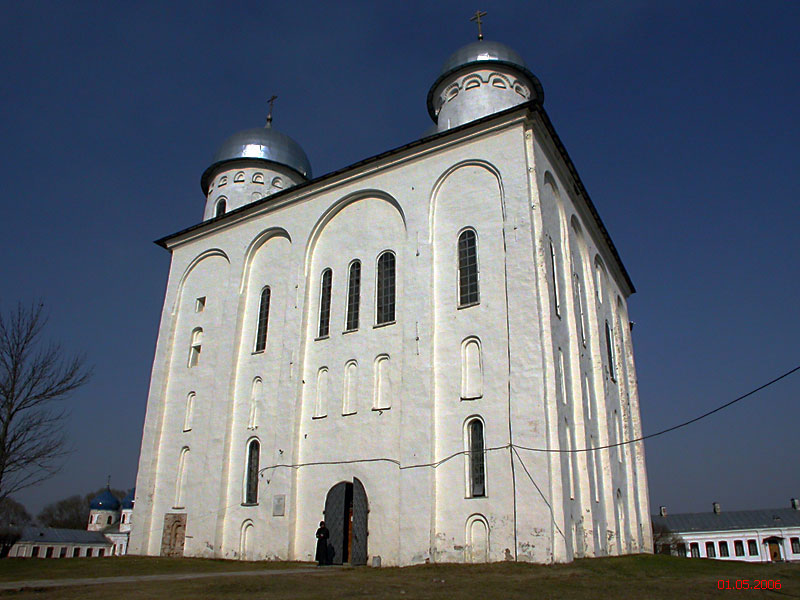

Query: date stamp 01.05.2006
left=717, top=580, right=781, bottom=590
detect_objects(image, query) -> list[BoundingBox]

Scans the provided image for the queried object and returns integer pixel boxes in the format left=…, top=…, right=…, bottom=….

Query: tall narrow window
left=564, top=421, right=574, bottom=500
left=549, top=241, right=561, bottom=317
left=468, top=419, right=485, bottom=497
left=583, top=374, right=593, bottom=421
left=461, top=338, right=483, bottom=400
left=458, top=229, right=479, bottom=306
left=376, top=252, right=396, bottom=325
left=183, top=392, right=195, bottom=431
left=345, top=261, right=361, bottom=331
left=244, top=440, right=259, bottom=504
left=373, top=355, right=391, bottom=410
left=590, top=436, right=600, bottom=502
left=706, top=542, right=716, bottom=558
left=254, top=287, right=270, bottom=352
left=343, top=360, right=358, bottom=415
left=188, top=328, right=203, bottom=367
left=314, top=367, right=328, bottom=418
left=557, top=348, right=568, bottom=404
left=575, top=275, right=586, bottom=346
left=248, top=378, right=261, bottom=429
left=605, top=320, right=616, bottom=381
left=318, top=269, right=332, bottom=337
left=175, top=447, right=189, bottom=508
left=215, top=199, right=226, bottom=217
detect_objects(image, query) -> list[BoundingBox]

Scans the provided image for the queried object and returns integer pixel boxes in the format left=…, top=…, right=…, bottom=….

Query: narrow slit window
left=188, top=328, right=203, bottom=367
left=254, top=287, right=270, bottom=352
left=468, top=419, right=485, bottom=497
left=549, top=241, right=561, bottom=317
left=183, top=392, right=195, bottom=431
left=575, top=275, right=586, bottom=346
left=376, top=251, right=395, bottom=325
left=605, top=320, right=617, bottom=381
left=215, top=199, right=226, bottom=217
left=458, top=229, right=479, bottom=306
left=318, top=269, right=332, bottom=337
left=175, top=447, right=189, bottom=508
left=346, top=261, right=361, bottom=331
left=244, top=440, right=259, bottom=504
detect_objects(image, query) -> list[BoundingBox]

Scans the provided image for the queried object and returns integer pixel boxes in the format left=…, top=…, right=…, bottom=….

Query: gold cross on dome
left=470, top=10, right=487, bottom=40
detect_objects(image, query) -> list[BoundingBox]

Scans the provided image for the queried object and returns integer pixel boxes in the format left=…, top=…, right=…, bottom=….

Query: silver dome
left=201, top=126, right=312, bottom=193
left=427, top=39, right=544, bottom=121
left=438, top=40, right=528, bottom=77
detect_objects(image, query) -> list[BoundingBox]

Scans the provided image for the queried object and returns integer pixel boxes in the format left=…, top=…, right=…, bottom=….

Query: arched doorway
left=323, top=478, right=368, bottom=565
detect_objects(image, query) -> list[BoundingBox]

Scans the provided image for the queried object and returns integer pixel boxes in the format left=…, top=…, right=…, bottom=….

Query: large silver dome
left=201, top=126, right=312, bottom=193
left=427, top=40, right=544, bottom=121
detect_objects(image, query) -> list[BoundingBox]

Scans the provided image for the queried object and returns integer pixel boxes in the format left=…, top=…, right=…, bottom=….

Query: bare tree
left=0, top=303, right=92, bottom=502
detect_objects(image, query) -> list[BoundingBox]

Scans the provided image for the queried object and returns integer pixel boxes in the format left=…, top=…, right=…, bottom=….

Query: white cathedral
left=129, top=32, right=652, bottom=565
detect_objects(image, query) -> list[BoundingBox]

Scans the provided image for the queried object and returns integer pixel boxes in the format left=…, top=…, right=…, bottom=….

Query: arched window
left=605, top=320, right=617, bottom=382
left=373, top=355, right=391, bottom=410
left=215, top=199, right=227, bottom=217
left=467, top=419, right=485, bottom=497
left=345, top=261, right=361, bottom=331
left=458, top=229, right=479, bottom=306
left=188, top=328, right=202, bottom=367
left=107, top=515, right=112, bottom=525
left=549, top=241, right=561, bottom=317
left=376, top=251, right=396, bottom=325
left=252, top=172, right=264, bottom=184
left=254, top=287, right=270, bottom=352
left=234, top=171, right=245, bottom=183
left=318, top=269, right=332, bottom=338
left=174, top=447, right=189, bottom=508
left=183, top=392, right=195, bottom=431
left=244, top=439, right=260, bottom=504
left=314, top=367, right=329, bottom=418
left=248, top=378, right=261, bottom=429
left=574, top=274, right=586, bottom=346
left=461, top=338, right=482, bottom=399
left=343, top=360, right=358, bottom=415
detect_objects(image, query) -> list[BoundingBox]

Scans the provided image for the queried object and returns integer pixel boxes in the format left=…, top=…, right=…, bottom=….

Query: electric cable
left=515, top=363, right=800, bottom=454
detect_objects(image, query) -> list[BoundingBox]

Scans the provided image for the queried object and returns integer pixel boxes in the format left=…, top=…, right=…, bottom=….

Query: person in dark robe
left=315, top=521, right=330, bottom=566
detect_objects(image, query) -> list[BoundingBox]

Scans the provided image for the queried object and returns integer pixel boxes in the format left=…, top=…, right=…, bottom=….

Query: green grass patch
left=0, top=555, right=307, bottom=582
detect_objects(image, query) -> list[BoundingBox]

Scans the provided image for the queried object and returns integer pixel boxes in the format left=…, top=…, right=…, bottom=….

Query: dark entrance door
left=323, top=478, right=368, bottom=565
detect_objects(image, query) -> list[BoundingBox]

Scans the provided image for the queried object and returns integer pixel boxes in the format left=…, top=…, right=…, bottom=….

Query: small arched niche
left=372, top=355, right=391, bottom=410
left=461, top=337, right=483, bottom=400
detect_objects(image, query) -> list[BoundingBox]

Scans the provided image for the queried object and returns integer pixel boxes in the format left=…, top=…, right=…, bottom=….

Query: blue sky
left=1, top=1, right=798, bottom=518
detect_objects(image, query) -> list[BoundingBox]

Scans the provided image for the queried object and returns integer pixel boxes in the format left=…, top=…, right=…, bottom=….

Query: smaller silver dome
left=201, top=126, right=312, bottom=193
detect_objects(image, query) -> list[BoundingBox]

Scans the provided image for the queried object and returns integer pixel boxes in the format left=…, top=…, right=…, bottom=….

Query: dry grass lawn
left=0, top=554, right=797, bottom=599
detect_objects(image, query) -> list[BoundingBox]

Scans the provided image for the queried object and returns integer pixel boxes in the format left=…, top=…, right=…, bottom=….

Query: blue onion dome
left=427, top=39, right=544, bottom=120
left=201, top=126, right=312, bottom=194
left=90, top=488, right=121, bottom=511
left=121, top=488, right=135, bottom=509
